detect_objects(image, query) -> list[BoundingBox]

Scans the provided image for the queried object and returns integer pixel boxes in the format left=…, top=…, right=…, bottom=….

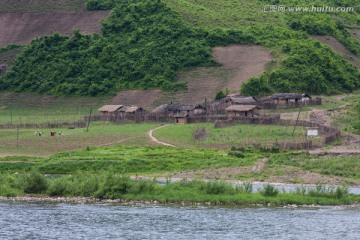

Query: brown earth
left=0, top=11, right=110, bottom=48
left=112, top=45, right=273, bottom=110
left=313, top=35, right=360, bottom=69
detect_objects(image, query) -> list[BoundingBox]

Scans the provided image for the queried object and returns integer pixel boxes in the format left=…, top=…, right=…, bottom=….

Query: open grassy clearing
left=0, top=123, right=159, bottom=156
left=153, top=123, right=309, bottom=149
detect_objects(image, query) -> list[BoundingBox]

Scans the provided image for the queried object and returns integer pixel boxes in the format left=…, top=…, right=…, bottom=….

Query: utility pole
left=292, top=107, right=302, bottom=135
left=16, top=128, right=19, bottom=147
left=86, top=108, right=93, bottom=132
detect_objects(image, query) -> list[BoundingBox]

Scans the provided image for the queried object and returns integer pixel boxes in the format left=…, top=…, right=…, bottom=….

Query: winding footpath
left=147, top=125, right=175, bottom=147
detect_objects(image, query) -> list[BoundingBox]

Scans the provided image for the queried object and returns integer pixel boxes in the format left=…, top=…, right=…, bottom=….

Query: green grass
left=0, top=173, right=358, bottom=205
left=0, top=144, right=261, bottom=174
left=269, top=153, right=360, bottom=180
left=164, top=0, right=286, bottom=29
left=153, top=123, right=308, bottom=149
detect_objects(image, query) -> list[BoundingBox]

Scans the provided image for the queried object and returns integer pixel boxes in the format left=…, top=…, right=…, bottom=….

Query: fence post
left=86, top=108, right=93, bottom=132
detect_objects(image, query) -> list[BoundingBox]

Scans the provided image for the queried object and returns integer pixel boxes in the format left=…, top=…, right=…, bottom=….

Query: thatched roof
left=174, top=113, right=189, bottom=118
left=152, top=103, right=203, bottom=113
left=125, top=106, right=143, bottom=113
left=98, top=105, right=123, bottom=112
left=230, top=96, right=257, bottom=104
left=272, top=93, right=311, bottom=100
left=225, top=105, right=260, bottom=112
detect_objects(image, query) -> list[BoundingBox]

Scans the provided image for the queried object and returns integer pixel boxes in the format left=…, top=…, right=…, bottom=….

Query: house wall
left=175, top=117, right=187, bottom=124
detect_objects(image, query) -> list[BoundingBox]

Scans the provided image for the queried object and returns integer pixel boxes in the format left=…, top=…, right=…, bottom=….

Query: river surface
left=1, top=203, right=360, bottom=239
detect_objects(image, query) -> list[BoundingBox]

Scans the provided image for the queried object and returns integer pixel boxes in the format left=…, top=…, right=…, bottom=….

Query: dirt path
left=147, top=125, right=175, bottom=147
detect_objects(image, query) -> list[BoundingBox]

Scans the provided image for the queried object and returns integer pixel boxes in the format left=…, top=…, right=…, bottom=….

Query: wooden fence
left=0, top=120, right=86, bottom=129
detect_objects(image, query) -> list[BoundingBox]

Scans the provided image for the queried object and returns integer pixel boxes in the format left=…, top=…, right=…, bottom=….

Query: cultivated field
left=0, top=123, right=159, bottom=156
left=153, top=123, right=308, bottom=149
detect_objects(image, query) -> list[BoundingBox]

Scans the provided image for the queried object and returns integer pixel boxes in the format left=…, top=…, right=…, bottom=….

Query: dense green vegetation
left=0, top=172, right=357, bottom=205
left=0, top=146, right=260, bottom=174
left=0, top=0, right=359, bottom=96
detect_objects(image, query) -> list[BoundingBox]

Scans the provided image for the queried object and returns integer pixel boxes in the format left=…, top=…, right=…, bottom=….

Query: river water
left=1, top=203, right=360, bottom=239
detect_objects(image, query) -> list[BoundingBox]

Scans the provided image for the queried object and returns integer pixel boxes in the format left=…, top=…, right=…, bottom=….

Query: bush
left=22, top=171, right=48, bottom=194
left=259, top=184, right=279, bottom=197
left=199, top=181, right=235, bottom=195
left=215, top=90, right=226, bottom=100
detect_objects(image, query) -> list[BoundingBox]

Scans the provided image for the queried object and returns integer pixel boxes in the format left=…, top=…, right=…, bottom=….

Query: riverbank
left=1, top=195, right=360, bottom=208
left=0, top=173, right=359, bottom=207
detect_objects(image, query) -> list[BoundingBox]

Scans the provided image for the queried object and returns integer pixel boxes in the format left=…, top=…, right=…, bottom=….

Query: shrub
left=22, top=171, right=48, bottom=194
left=193, top=127, right=207, bottom=141
left=199, top=181, right=235, bottom=195
left=259, top=184, right=279, bottom=197
left=215, top=90, right=226, bottom=100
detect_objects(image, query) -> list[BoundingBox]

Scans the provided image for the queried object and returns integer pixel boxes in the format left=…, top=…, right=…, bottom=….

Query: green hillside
left=0, top=0, right=359, bottom=96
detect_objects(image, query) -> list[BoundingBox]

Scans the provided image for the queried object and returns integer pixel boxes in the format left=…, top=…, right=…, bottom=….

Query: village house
left=225, top=105, right=261, bottom=118
left=98, top=105, right=124, bottom=117
left=118, top=106, right=144, bottom=114
left=98, top=105, right=144, bottom=117
left=152, top=103, right=206, bottom=116
left=272, top=93, right=312, bottom=105
left=174, top=113, right=189, bottom=124
left=224, top=95, right=258, bottom=105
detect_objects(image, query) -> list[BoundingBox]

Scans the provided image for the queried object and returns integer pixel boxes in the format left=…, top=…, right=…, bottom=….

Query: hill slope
left=0, top=0, right=359, bottom=97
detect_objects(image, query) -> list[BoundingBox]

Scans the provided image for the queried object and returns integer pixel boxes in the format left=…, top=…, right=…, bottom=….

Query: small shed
left=174, top=113, right=189, bottom=124
left=98, top=105, right=123, bottom=116
left=307, top=127, right=319, bottom=138
left=225, top=105, right=261, bottom=118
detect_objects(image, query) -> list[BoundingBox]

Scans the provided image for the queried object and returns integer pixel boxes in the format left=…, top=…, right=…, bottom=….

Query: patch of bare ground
left=0, top=11, right=110, bottom=48
left=112, top=45, right=273, bottom=110
left=348, top=28, right=360, bottom=41
left=312, top=35, right=360, bottom=69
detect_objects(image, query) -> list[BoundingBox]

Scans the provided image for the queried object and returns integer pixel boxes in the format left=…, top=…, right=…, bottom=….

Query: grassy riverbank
left=0, top=172, right=358, bottom=206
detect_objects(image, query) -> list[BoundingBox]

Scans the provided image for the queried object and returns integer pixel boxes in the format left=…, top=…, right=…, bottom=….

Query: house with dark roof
left=225, top=105, right=261, bottom=118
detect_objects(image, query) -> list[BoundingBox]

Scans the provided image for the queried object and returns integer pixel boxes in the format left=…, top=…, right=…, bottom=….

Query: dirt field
left=0, top=11, right=110, bottom=48
left=313, top=35, right=360, bottom=70
left=112, top=45, right=273, bottom=110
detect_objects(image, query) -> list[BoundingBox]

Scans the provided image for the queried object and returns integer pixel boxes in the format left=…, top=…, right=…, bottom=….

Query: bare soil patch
left=313, top=35, right=360, bottom=69
left=112, top=45, right=273, bottom=110
left=0, top=11, right=110, bottom=48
